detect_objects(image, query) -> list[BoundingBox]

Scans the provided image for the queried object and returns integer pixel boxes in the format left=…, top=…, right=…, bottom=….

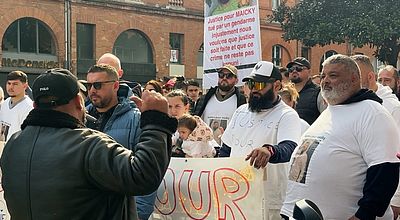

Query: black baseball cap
left=32, top=68, right=86, bottom=108
left=286, top=57, right=311, bottom=69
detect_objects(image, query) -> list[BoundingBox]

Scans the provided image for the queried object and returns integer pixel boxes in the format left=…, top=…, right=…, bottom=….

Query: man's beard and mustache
left=218, top=80, right=234, bottom=92
left=321, top=80, right=351, bottom=105
left=248, top=88, right=276, bottom=112
left=90, top=95, right=111, bottom=109
left=290, top=76, right=303, bottom=84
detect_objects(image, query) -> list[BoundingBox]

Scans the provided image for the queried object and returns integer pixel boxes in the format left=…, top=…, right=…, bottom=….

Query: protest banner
left=203, top=0, right=261, bottom=89
left=152, top=157, right=266, bottom=219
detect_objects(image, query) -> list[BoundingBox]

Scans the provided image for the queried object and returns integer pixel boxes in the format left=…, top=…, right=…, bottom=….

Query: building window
left=272, top=45, right=282, bottom=66
left=77, top=23, right=95, bottom=60
left=272, top=0, right=281, bottom=9
left=170, top=33, right=184, bottom=64
left=2, top=17, right=56, bottom=55
left=301, top=46, right=310, bottom=61
left=113, top=29, right=153, bottom=64
left=112, top=29, right=155, bottom=83
left=320, top=50, right=338, bottom=71
left=197, top=44, right=203, bottom=66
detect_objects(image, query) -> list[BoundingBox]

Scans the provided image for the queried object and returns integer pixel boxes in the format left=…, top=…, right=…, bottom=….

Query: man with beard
left=194, top=64, right=246, bottom=144
left=86, top=64, right=141, bottom=147
left=85, top=64, right=147, bottom=218
left=219, top=61, right=301, bottom=219
left=96, top=54, right=153, bottom=220
left=378, top=65, right=400, bottom=99
left=281, top=54, right=400, bottom=219
left=287, top=57, right=325, bottom=125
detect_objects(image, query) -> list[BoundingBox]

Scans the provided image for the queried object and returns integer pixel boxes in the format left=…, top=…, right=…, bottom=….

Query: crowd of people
left=0, top=52, right=400, bottom=220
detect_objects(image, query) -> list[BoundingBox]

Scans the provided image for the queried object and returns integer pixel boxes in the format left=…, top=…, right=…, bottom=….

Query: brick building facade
left=0, top=0, right=385, bottom=86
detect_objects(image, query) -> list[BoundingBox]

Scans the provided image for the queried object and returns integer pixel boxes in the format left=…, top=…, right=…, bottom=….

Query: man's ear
left=118, top=69, right=124, bottom=78
left=368, top=71, right=376, bottom=82
left=73, top=94, right=85, bottom=110
left=113, top=81, right=120, bottom=90
left=274, top=80, right=282, bottom=91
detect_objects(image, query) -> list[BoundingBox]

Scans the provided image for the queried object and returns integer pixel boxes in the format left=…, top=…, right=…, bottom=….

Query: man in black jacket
left=287, top=57, right=325, bottom=125
left=1, top=68, right=177, bottom=220
left=193, top=64, right=246, bottom=144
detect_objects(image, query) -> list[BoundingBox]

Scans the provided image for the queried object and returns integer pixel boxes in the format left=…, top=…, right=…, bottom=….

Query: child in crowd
left=178, top=114, right=217, bottom=158
left=144, top=79, right=163, bottom=95
left=166, top=90, right=191, bottom=157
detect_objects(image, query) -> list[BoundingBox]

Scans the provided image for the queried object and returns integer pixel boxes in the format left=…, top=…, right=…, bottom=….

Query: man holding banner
left=220, top=61, right=301, bottom=219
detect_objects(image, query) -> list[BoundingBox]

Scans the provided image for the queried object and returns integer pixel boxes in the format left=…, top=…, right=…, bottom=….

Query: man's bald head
left=97, top=53, right=123, bottom=78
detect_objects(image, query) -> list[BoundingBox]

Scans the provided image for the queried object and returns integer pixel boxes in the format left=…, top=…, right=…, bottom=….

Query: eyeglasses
left=288, top=66, right=306, bottom=73
left=85, top=80, right=115, bottom=90
left=218, top=72, right=235, bottom=79
left=246, top=80, right=273, bottom=90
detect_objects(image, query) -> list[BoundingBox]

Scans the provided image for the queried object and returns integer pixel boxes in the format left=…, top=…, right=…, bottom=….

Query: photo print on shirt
left=288, top=138, right=321, bottom=183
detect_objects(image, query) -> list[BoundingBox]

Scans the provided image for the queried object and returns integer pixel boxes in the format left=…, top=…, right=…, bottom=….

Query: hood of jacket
left=340, top=88, right=382, bottom=105
left=186, top=116, right=213, bottom=142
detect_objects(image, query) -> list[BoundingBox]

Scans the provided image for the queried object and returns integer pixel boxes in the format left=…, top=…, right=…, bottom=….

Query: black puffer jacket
left=295, top=79, right=321, bottom=125
left=1, top=109, right=177, bottom=220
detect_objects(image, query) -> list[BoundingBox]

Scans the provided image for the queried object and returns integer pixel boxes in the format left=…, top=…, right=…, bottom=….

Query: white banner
left=152, top=157, right=266, bottom=219
left=203, top=0, right=262, bottom=89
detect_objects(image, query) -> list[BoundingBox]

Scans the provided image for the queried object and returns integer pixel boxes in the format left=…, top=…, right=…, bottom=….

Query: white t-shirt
left=202, top=95, right=238, bottom=144
left=281, top=100, right=400, bottom=219
left=376, top=83, right=400, bottom=123
left=222, top=100, right=301, bottom=210
left=0, top=96, right=33, bottom=141
left=300, top=119, right=310, bottom=136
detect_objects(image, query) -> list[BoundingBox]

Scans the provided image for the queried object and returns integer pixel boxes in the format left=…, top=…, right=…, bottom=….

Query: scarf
left=215, top=86, right=236, bottom=101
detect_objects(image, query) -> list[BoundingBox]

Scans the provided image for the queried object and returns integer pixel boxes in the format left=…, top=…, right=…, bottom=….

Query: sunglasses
left=246, top=80, right=274, bottom=90
left=288, top=66, right=306, bottom=73
left=218, top=72, right=235, bottom=79
left=85, top=80, right=115, bottom=90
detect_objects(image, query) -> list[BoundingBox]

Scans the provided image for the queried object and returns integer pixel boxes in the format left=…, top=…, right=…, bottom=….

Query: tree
left=270, top=0, right=400, bottom=67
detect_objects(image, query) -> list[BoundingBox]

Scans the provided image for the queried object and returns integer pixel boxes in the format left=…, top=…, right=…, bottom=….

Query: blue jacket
left=87, top=98, right=156, bottom=220
left=87, top=98, right=141, bottom=150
